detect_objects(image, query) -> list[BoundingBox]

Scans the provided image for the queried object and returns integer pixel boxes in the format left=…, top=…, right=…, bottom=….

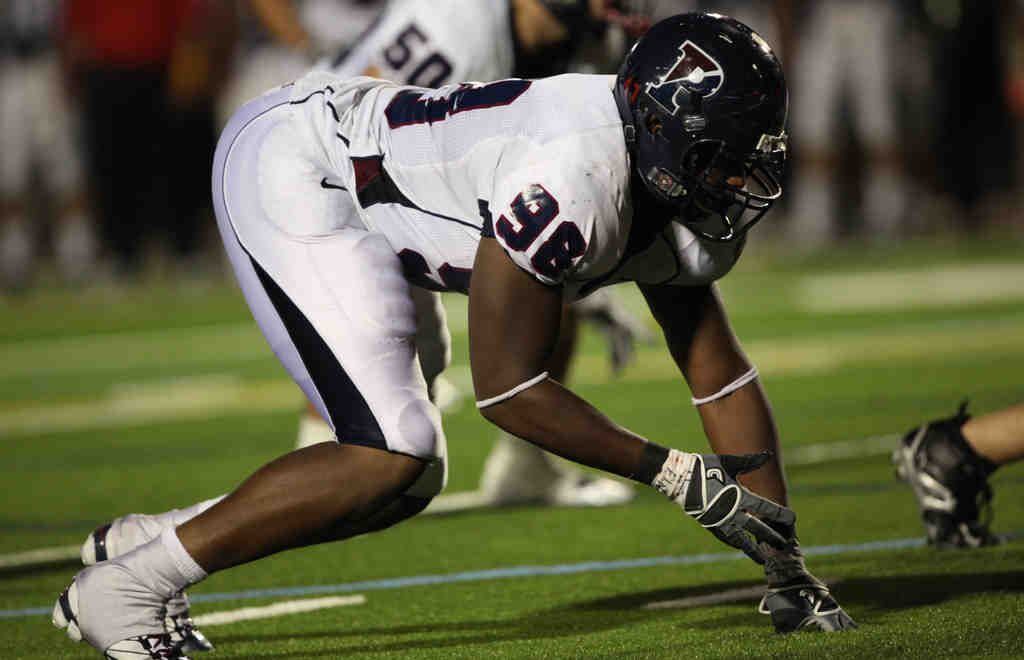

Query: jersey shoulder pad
left=487, top=159, right=623, bottom=286
left=620, top=221, right=743, bottom=286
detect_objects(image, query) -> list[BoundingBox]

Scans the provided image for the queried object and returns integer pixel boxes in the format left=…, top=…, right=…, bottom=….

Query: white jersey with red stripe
left=288, top=71, right=743, bottom=299
left=318, top=0, right=513, bottom=87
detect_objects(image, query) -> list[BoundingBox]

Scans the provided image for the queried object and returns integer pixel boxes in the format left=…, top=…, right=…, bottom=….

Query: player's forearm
left=479, top=379, right=651, bottom=480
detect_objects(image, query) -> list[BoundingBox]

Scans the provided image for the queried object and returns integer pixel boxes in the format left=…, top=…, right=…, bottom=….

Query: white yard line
left=192, top=595, right=366, bottom=627
left=643, top=578, right=842, bottom=610
left=798, top=263, right=1024, bottom=313
left=0, top=544, right=79, bottom=569
left=643, top=584, right=768, bottom=610
left=0, top=376, right=302, bottom=437
left=786, top=434, right=898, bottom=466
left=0, top=323, right=263, bottom=380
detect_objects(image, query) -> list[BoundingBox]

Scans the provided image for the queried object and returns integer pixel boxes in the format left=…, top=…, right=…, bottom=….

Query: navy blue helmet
left=614, top=13, right=788, bottom=242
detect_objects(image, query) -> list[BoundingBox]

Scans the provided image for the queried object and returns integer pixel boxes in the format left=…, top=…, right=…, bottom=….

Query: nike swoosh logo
left=320, top=177, right=347, bottom=191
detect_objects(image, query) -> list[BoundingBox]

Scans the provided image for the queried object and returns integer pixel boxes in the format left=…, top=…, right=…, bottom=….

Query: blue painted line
left=0, top=534, right=951, bottom=620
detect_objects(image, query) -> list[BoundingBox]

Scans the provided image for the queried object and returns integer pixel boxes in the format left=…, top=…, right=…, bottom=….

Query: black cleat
left=893, top=401, right=1001, bottom=549
left=759, top=544, right=856, bottom=633
left=758, top=580, right=857, bottom=633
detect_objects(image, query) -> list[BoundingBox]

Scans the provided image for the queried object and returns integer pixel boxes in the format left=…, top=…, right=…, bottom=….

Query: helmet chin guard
left=615, top=13, right=788, bottom=243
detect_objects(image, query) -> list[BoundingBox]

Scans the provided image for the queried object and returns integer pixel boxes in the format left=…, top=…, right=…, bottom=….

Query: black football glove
left=674, top=452, right=796, bottom=563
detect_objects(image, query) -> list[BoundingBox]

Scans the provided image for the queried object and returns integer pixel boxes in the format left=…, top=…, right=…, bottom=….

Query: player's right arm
left=469, top=236, right=795, bottom=561
left=468, top=236, right=650, bottom=476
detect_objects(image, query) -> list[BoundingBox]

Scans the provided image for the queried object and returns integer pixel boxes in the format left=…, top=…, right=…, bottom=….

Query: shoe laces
left=131, top=633, right=182, bottom=659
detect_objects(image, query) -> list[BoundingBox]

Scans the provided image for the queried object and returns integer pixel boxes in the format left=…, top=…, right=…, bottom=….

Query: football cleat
left=546, top=473, right=636, bottom=508
left=480, top=433, right=635, bottom=507
left=82, top=516, right=213, bottom=652
left=758, top=542, right=856, bottom=632
left=758, top=581, right=857, bottom=633
left=893, top=402, right=1001, bottom=549
left=166, top=597, right=214, bottom=653
left=53, top=568, right=190, bottom=659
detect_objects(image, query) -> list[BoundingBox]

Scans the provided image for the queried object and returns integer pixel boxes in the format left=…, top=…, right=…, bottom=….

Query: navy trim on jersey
left=287, top=84, right=351, bottom=147
left=478, top=200, right=495, bottom=237
left=577, top=179, right=674, bottom=298
left=290, top=86, right=336, bottom=106
left=353, top=156, right=482, bottom=232
left=325, top=99, right=341, bottom=122
left=250, top=257, right=388, bottom=449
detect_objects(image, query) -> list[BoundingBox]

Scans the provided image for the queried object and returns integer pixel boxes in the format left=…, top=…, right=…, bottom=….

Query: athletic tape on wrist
left=476, top=372, right=549, bottom=409
left=691, top=366, right=759, bottom=406
left=651, top=449, right=696, bottom=501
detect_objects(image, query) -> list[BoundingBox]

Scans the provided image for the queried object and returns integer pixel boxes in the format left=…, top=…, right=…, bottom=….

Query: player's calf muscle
left=177, top=444, right=425, bottom=572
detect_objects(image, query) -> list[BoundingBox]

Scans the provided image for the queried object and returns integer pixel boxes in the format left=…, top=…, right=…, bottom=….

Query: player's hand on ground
left=676, top=452, right=796, bottom=563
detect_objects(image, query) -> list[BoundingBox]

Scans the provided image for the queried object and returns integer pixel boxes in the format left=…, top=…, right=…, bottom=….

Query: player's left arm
left=639, top=282, right=789, bottom=506
left=470, top=241, right=795, bottom=560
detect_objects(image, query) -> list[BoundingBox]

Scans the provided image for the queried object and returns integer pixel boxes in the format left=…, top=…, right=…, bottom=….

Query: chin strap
left=612, top=81, right=636, bottom=149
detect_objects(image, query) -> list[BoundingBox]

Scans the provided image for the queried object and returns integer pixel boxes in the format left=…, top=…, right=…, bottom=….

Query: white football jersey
left=287, top=71, right=742, bottom=299
left=318, top=0, right=513, bottom=87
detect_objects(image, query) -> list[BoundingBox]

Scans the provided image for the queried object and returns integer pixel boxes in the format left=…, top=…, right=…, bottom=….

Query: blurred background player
left=786, top=0, right=907, bottom=245
left=292, top=0, right=655, bottom=510
left=63, top=0, right=220, bottom=277
left=894, top=401, right=1024, bottom=549
left=0, top=0, right=94, bottom=290
left=217, top=0, right=385, bottom=126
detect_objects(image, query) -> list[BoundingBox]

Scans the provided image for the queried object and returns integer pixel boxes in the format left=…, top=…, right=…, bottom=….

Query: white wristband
left=691, top=366, right=759, bottom=406
left=476, top=372, right=550, bottom=409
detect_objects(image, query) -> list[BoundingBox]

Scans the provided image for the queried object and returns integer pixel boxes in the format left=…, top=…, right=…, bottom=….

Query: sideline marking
left=193, top=595, right=365, bottom=627
left=0, top=535, right=942, bottom=619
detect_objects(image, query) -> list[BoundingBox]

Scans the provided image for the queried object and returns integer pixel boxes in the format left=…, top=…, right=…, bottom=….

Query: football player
left=894, top=401, right=1024, bottom=548
left=54, top=14, right=855, bottom=659
left=1, top=0, right=95, bottom=289
left=293, top=0, right=654, bottom=511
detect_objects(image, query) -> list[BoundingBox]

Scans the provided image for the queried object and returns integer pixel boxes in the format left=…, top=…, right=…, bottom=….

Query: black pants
left=79, top=65, right=170, bottom=272
left=165, top=102, right=217, bottom=258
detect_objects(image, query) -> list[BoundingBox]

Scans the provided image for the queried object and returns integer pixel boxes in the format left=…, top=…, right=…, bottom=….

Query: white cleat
left=546, top=474, right=636, bottom=508
left=480, top=433, right=636, bottom=508
left=82, top=517, right=213, bottom=653
left=82, top=515, right=165, bottom=566
left=52, top=566, right=189, bottom=659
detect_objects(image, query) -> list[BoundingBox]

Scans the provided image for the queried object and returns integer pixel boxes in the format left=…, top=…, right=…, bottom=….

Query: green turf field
left=2, top=238, right=1023, bottom=658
